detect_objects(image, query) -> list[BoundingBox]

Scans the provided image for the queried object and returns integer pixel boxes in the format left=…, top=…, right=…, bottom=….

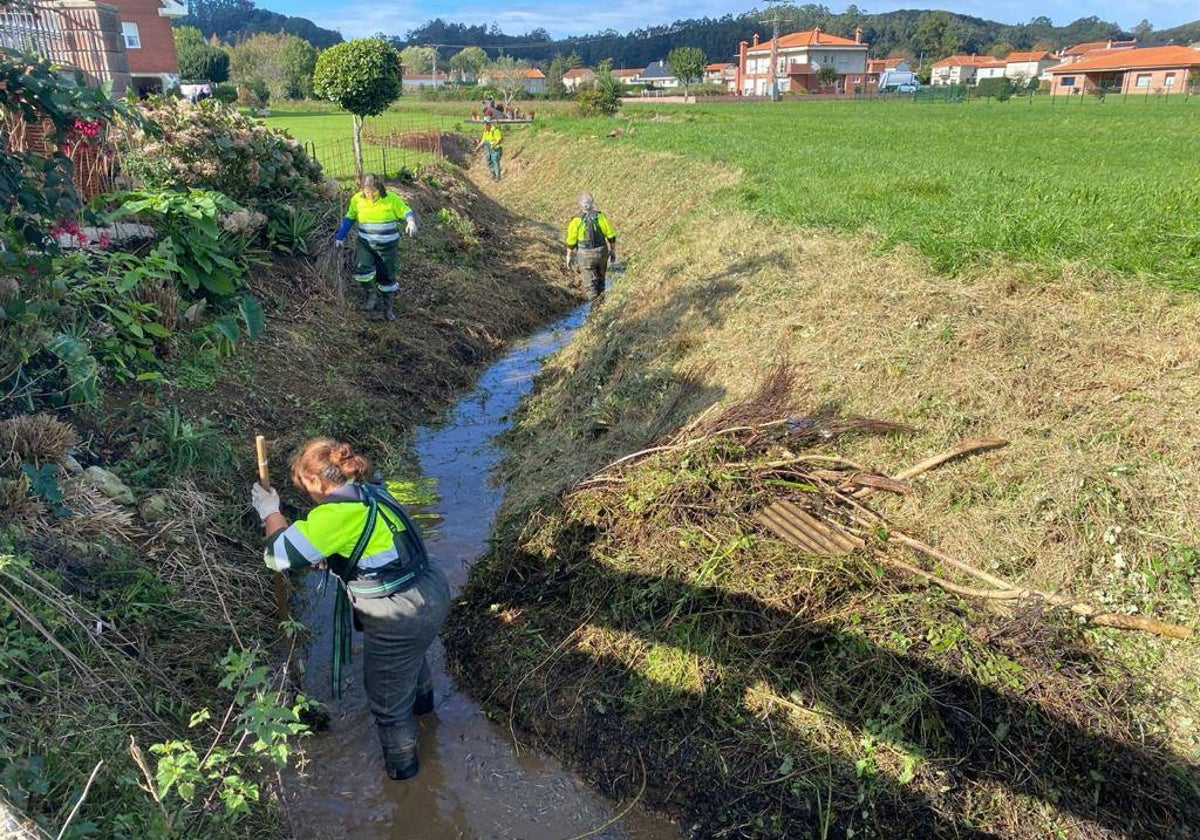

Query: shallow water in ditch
left=285, top=303, right=681, bottom=840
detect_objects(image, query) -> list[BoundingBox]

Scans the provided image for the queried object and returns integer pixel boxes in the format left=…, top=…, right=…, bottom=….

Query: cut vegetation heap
left=446, top=127, right=1200, bottom=838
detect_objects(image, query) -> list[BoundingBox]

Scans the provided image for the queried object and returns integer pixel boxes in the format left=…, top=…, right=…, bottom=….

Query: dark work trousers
left=485, top=145, right=502, bottom=180
left=353, top=236, right=400, bottom=293
left=576, top=246, right=609, bottom=299
left=352, top=563, right=450, bottom=773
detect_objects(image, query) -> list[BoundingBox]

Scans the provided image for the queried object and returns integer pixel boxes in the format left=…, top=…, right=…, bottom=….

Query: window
left=1164, top=72, right=1176, bottom=87
left=121, top=21, right=140, bottom=49
left=1135, top=73, right=1151, bottom=88
left=1061, top=76, right=1075, bottom=87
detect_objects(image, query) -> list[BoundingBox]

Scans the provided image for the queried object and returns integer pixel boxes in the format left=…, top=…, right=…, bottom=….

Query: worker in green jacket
left=474, top=117, right=503, bottom=181
left=335, top=173, right=417, bottom=321
left=565, top=192, right=618, bottom=299
left=251, top=437, right=450, bottom=782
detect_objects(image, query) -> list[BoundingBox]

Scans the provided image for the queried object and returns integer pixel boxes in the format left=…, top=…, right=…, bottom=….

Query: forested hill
left=177, top=0, right=342, bottom=49
left=402, top=7, right=1200, bottom=67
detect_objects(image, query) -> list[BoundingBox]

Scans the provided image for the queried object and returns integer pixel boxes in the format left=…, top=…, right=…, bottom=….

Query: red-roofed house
left=1060, top=39, right=1138, bottom=63
left=612, top=67, right=643, bottom=85
left=403, top=72, right=450, bottom=89
left=929, top=54, right=991, bottom=86
left=705, top=61, right=735, bottom=90
left=736, top=27, right=869, bottom=94
left=975, top=59, right=1007, bottom=82
left=857, top=58, right=910, bottom=91
left=479, top=65, right=546, bottom=93
left=561, top=67, right=595, bottom=91
left=520, top=67, right=546, bottom=93
left=1047, top=45, right=1200, bottom=95
left=1004, top=50, right=1057, bottom=84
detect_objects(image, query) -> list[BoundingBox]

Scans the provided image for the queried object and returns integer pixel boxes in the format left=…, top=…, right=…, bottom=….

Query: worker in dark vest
left=251, top=438, right=450, bottom=782
left=474, top=117, right=503, bottom=181
left=334, top=173, right=417, bottom=321
left=565, top=192, right=617, bottom=299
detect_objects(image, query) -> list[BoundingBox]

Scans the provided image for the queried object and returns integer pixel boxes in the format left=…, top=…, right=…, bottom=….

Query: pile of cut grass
left=446, top=129, right=1200, bottom=838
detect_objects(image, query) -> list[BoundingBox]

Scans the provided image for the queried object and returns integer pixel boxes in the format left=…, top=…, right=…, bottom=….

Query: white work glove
left=251, top=482, right=280, bottom=520
left=334, top=238, right=344, bottom=249
left=405, top=217, right=418, bottom=237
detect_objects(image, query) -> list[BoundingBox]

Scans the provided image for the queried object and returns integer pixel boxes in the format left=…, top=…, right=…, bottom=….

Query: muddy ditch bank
left=0, top=162, right=597, bottom=838
left=445, top=133, right=1200, bottom=838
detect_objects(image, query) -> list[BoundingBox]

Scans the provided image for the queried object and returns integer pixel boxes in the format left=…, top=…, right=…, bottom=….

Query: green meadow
left=272, top=96, right=1199, bottom=286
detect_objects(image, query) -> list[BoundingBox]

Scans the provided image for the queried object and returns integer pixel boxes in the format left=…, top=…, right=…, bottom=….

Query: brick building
left=114, top=0, right=186, bottom=95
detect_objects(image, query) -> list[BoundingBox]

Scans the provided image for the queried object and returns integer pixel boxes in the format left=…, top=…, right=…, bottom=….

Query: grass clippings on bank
left=445, top=129, right=1200, bottom=839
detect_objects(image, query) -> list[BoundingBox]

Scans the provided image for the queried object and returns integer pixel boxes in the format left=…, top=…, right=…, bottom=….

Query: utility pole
left=763, top=0, right=786, bottom=101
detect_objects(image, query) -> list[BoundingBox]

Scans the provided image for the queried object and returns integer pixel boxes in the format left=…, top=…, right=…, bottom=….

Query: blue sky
left=278, top=1, right=1197, bottom=42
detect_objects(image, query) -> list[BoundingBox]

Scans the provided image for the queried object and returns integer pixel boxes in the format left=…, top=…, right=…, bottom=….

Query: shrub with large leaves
left=116, top=98, right=328, bottom=208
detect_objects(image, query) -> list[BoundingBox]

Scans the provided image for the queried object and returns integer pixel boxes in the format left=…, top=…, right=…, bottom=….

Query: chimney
left=753, top=32, right=759, bottom=47
left=854, top=27, right=862, bottom=44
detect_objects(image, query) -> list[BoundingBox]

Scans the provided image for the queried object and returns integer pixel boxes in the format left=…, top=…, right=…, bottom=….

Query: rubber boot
left=360, top=288, right=378, bottom=312
left=379, top=724, right=419, bottom=781
left=414, top=670, right=434, bottom=715
left=379, top=291, right=397, bottom=322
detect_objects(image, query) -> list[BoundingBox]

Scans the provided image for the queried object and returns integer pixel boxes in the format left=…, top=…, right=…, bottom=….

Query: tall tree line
left=401, top=5, right=1150, bottom=67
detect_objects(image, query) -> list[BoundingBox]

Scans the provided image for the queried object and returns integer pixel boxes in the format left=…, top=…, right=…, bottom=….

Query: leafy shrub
left=115, top=98, right=328, bottom=209
left=107, top=189, right=263, bottom=297
left=265, top=204, right=318, bottom=255
left=976, top=77, right=1015, bottom=101
left=237, top=77, right=270, bottom=108
left=212, top=82, right=238, bottom=104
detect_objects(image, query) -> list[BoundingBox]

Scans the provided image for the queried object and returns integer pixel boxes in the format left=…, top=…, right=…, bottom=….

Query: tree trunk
left=352, top=113, right=363, bottom=181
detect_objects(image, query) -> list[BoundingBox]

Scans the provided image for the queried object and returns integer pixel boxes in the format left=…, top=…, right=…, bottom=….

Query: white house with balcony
left=736, top=27, right=869, bottom=95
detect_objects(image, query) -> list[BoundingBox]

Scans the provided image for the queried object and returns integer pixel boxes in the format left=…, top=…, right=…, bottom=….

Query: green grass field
left=271, top=96, right=1199, bottom=286
left=599, top=97, right=1200, bottom=287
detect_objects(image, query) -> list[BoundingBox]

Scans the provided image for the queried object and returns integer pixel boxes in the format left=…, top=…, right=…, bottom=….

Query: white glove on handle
left=405, top=217, right=418, bottom=237
left=335, top=238, right=344, bottom=249
left=251, top=482, right=280, bottom=521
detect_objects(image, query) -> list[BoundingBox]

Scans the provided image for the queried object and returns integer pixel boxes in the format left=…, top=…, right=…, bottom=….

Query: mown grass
left=262, top=100, right=572, bottom=180
left=541, top=96, right=1200, bottom=287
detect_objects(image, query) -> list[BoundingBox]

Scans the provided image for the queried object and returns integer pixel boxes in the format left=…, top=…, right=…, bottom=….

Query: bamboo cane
left=256, top=435, right=291, bottom=624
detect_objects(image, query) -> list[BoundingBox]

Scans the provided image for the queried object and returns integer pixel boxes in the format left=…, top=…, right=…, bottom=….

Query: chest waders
left=328, top=484, right=430, bottom=698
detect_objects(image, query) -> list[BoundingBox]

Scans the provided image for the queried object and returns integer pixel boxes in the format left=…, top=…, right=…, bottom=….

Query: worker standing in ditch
left=565, top=192, right=618, bottom=300
left=251, top=438, right=450, bottom=782
left=474, top=116, right=503, bottom=181
left=334, top=173, right=417, bottom=321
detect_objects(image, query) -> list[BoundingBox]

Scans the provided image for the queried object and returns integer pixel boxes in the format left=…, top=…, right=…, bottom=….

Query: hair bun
left=329, top=443, right=354, bottom=466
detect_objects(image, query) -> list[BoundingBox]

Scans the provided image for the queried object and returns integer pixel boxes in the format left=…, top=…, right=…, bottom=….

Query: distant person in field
left=474, top=117, right=503, bottom=181
left=564, top=192, right=618, bottom=300
left=334, top=173, right=417, bottom=321
left=252, top=438, right=449, bottom=782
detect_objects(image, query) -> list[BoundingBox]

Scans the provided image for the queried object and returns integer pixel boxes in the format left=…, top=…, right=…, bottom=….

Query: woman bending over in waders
left=335, top=173, right=418, bottom=321
left=251, top=438, right=450, bottom=781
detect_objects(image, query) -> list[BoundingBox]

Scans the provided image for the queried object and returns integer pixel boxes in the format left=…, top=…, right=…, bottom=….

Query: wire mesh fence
left=298, top=113, right=477, bottom=180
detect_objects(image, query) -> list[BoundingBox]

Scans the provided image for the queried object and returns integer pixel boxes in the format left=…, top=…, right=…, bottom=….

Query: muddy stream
left=286, top=303, right=682, bottom=840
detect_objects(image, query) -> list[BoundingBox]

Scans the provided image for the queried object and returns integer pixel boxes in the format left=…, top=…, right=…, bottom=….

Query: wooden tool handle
left=255, top=435, right=271, bottom=489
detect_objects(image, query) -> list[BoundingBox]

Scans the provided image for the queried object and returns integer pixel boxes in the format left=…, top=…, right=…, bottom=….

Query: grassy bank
left=544, top=97, right=1200, bottom=287
left=0, top=162, right=577, bottom=837
left=444, top=130, right=1200, bottom=838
